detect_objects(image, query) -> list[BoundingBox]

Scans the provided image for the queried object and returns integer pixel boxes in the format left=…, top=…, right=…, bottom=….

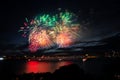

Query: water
left=25, top=61, right=72, bottom=74
left=0, top=60, right=73, bottom=75
left=0, top=58, right=119, bottom=78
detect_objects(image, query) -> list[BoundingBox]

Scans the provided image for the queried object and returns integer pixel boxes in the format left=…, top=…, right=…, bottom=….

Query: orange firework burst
left=37, top=30, right=54, bottom=48
left=55, top=26, right=80, bottom=48
left=19, top=11, right=81, bottom=52
left=29, top=28, right=54, bottom=52
left=56, top=32, right=73, bottom=48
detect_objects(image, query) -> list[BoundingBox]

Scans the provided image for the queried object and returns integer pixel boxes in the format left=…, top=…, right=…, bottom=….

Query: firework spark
left=19, top=11, right=80, bottom=52
left=29, top=27, right=54, bottom=52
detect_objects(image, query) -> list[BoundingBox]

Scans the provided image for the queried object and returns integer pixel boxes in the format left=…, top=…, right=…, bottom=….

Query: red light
left=26, top=61, right=51, bottom=73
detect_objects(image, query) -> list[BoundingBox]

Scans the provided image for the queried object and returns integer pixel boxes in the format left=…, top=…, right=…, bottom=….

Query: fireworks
left=19, top=11, right=80, bottom=52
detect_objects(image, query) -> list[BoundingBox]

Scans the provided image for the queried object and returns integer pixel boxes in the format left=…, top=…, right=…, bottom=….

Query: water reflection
left=25, top=61, right=73, bottom=73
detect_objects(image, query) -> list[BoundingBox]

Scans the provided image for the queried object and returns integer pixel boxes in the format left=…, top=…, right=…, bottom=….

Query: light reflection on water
left=0, top=58, right=117, bottom=76
left=25, top=61, right=73, bottom=73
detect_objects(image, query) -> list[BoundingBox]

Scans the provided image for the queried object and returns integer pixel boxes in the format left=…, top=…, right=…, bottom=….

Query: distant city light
left=0, top=57, right=4, bottom=60
left=82, top=58, right=87, bottom=62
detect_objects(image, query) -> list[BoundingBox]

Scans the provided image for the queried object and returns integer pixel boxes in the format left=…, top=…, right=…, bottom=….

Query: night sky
left=0, top=1, right=120, bottom=79
left=0, top=0, right=120, bottom=45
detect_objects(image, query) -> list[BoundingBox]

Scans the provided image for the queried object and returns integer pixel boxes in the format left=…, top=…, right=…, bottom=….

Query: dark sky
left=0, top=0, right=120, bottom=44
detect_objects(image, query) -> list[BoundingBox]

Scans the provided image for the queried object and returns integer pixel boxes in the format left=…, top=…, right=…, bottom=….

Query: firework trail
left=19, top=11, right=80, bottom=52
